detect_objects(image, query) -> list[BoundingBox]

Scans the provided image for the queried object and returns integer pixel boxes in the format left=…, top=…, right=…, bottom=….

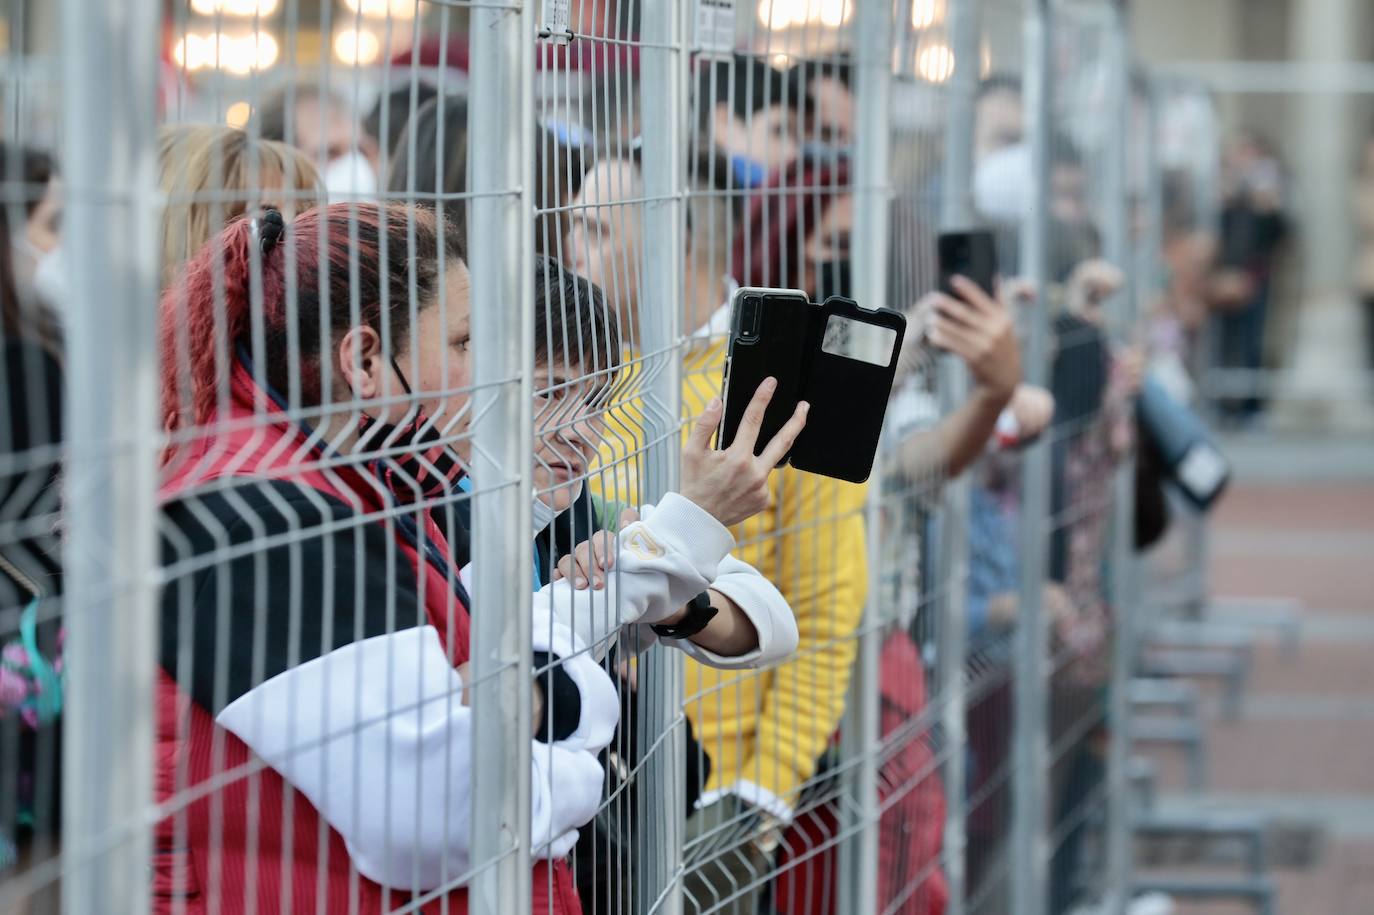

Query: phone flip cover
left=789, top=297, right=906, bottom=483
left=720, top=291, right=905, bottom=485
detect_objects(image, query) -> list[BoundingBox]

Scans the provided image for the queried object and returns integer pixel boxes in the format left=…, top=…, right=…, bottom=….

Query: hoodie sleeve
left=161, top=481, right=619, bottom=891
left=537, top=492, right=736, bottom=659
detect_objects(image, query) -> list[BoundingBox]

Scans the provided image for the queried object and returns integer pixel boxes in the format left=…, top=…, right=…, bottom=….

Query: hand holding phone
left=682, top=379, right=808, bottom=528
left=927, top=275, right=1021, bottom=404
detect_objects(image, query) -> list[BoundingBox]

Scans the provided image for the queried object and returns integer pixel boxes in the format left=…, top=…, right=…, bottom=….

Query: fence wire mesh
left=0, top=0, right=1211, bottom=914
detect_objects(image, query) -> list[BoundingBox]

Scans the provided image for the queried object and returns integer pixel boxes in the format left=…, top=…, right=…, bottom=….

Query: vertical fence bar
left=1102, top=3, right=1138, bottom=910
left=468, top=0, right=536, bottom=910
left=59, top=0, right=160, bottom=910
left=636, top=0, right=688, bottom=908
left=936, top=4, right=985, bottom=913
left=837, top=1, right=894, bottom=910
left=1011, top=2, right=1054, bottom=913
left=941, top=0, right=982, bottom=232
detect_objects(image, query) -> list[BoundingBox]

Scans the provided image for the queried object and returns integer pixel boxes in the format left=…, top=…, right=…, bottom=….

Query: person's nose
left=562, top=404, right=601, bottom=460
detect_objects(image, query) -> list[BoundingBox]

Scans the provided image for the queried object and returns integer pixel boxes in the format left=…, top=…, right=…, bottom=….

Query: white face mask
left=322, top=151, right=378, bottom=200
left=531, top=495, right=559, bottom=536
left=972, top=142, right=1032, bottom=225
left=31, top=245, right=66, bottom=313
left=11, top=237, right=41, bottom=296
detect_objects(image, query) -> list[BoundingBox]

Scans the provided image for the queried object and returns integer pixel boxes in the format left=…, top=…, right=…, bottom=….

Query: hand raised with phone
left=680, top=378, right=809, bottom=528
left=927, top=275, right=1022, bottom=405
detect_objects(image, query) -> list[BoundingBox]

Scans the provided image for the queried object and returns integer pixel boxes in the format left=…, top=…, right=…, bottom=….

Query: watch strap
left=651, top=591, right=718, bottom=639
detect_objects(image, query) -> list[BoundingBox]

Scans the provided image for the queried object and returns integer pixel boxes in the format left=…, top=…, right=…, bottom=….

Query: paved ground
left=1135, top=467, right=1374, bottom=915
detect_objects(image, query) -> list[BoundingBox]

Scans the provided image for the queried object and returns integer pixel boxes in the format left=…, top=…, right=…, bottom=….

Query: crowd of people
left=0, top=44, right=1245, bottom=915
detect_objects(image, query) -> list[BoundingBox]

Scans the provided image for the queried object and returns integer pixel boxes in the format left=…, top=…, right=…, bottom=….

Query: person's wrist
left=973, top=382, right=1015, bottom=412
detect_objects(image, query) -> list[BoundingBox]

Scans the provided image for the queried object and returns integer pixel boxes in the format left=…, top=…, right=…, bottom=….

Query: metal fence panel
left=0, top=2, right=1161, bottom=914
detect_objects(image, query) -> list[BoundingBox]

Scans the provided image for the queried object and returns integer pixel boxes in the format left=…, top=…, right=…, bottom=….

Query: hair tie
left=255, top=208, right=286, bottom=256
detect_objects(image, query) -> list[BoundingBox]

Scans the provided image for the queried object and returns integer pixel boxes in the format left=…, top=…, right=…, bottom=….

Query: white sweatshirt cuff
left=640, top=492, right=735, bottom=577
left=695, top=779, right=796, bottom=825
left=531, top=613, right=618, bottom=754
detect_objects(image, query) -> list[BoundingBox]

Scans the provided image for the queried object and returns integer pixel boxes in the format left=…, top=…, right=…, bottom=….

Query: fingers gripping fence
left=0, top=1, right=1153, bottom=914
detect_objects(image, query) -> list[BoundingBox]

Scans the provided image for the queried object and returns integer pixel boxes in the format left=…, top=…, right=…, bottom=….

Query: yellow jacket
left=595, top=338, right=868, bottom=815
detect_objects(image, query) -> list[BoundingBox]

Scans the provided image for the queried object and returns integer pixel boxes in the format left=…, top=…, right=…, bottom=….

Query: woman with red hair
left=153, top=201, right=802, bottom=914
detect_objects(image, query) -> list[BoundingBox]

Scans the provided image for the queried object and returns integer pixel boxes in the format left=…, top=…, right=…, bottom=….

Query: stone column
left=1273, top=0, right=1374, bottom=431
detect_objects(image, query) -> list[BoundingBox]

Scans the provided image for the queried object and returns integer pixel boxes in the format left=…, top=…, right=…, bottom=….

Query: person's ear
left=337, top=325, right=385, bottom=401
left=360, top=133, right=382, bottom=175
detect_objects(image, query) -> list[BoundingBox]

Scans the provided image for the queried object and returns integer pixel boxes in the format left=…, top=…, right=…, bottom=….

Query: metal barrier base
left=1206, top=597, right=1304, bottom=659
left=1131, top=875, right=1276, bottom=915
left=1129, top=716, right=1207, bottom=792
left=1134, top=811, right=1268, bottom=875
left=1138, top=646, right=1253, bottom=719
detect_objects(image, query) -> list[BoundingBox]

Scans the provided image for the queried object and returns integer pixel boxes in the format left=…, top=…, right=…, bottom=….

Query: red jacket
left=773, top=630, right=949, bottom=915
left=152, top=364, right=583, bottom=914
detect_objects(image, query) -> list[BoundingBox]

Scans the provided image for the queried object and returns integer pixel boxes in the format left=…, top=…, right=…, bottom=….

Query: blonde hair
left=158, top=124, right=320, bottom=288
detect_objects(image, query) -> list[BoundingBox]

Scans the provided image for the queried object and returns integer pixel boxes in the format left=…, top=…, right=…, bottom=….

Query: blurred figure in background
left=365, top=82, right=440, bottom=176
left=157, top=124, right=319, bottom=289
left=974, top=75, right=1025, bottom=162
left=1, top=145, right=63, bottom=316
left=798, top=57, right=854, bottom=151
left=386, top=94, right=469, bottom=218
left=387, top=93, right=585, bottom=257
left=1212, top=130, right=1288, bottom=423
left=252, top=86, right=379, bottom=198
left=696, top=53, right=804, bottom=189
left=1351, top=132, right=1374, bottom=376
left=0, top=200, right=64, bottom=898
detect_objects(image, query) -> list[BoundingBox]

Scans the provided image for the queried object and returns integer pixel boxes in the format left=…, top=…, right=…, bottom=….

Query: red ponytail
left=158, top=203, right=464, bottom=462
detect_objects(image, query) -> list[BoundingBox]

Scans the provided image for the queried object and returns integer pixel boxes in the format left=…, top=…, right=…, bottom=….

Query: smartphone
left=717, top=287, right=811, bottom=464
left=937, top=229, right=998, bottom=298
left=718, top=287, right=906, bottom=483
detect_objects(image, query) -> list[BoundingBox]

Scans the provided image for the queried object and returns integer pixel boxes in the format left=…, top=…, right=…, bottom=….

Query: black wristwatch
left=651, top=591, right=718, bottom=639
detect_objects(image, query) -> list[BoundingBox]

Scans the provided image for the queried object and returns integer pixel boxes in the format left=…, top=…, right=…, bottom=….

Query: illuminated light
left=916, top=41, right=955, bottom=83
left=190, top=0, right=280, bottom=16
left=173, top=31, right=279, bottom=75
left=770, top=52, right=792, bottom=70
left=757, top=0, right=799, bottom=28
left=817, top=0, right=850, bottom=28
left=756, top=0, right=849, bottom=28
left=333, top=28, right=381, bottom=66
left=980, top=40, right=992, bottom=77
left=910, top=0, right=944, bottom=29
left=225, top=101, right=253, bottom=128
left=342, top=0, right=417, bottom=19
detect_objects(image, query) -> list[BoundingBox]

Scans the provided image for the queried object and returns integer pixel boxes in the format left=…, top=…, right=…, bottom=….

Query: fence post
left=58, top=0, right=160, bottom=910
left=467, top=0, right=536, bottom=909
left=636, top=0, right=688, bottom=909
left=837, top=1, right=895, bottom=911
left=1103, top=3, right=1139, bottom=910
left=935, top=3, right=984, bottom=914
left=1011, top=1, right=1055, bottom=913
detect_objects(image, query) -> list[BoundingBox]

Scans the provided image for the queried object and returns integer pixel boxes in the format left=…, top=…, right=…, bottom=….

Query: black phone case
left=938, top=229, right=998, bottom=298
left=718, top=289, right=811, bottom=459
left=719, top=290, right=906, bottom=484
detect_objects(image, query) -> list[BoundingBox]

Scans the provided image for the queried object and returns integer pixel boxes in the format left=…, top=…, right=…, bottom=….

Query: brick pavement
left=1138, top=482, right=1374, bottom=915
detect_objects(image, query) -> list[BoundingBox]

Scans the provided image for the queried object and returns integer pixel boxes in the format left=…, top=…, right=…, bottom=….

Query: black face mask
left=356, top=358, right=464, bottom=503
left=813, top=258, right=853, bottom=302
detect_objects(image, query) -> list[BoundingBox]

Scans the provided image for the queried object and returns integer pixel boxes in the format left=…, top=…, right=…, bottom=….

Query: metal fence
left=0, top=1, right=1208, bottom=914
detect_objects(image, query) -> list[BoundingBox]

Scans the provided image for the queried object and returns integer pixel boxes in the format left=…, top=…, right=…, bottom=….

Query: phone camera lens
left=739, top=297, right=761, bottom=340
